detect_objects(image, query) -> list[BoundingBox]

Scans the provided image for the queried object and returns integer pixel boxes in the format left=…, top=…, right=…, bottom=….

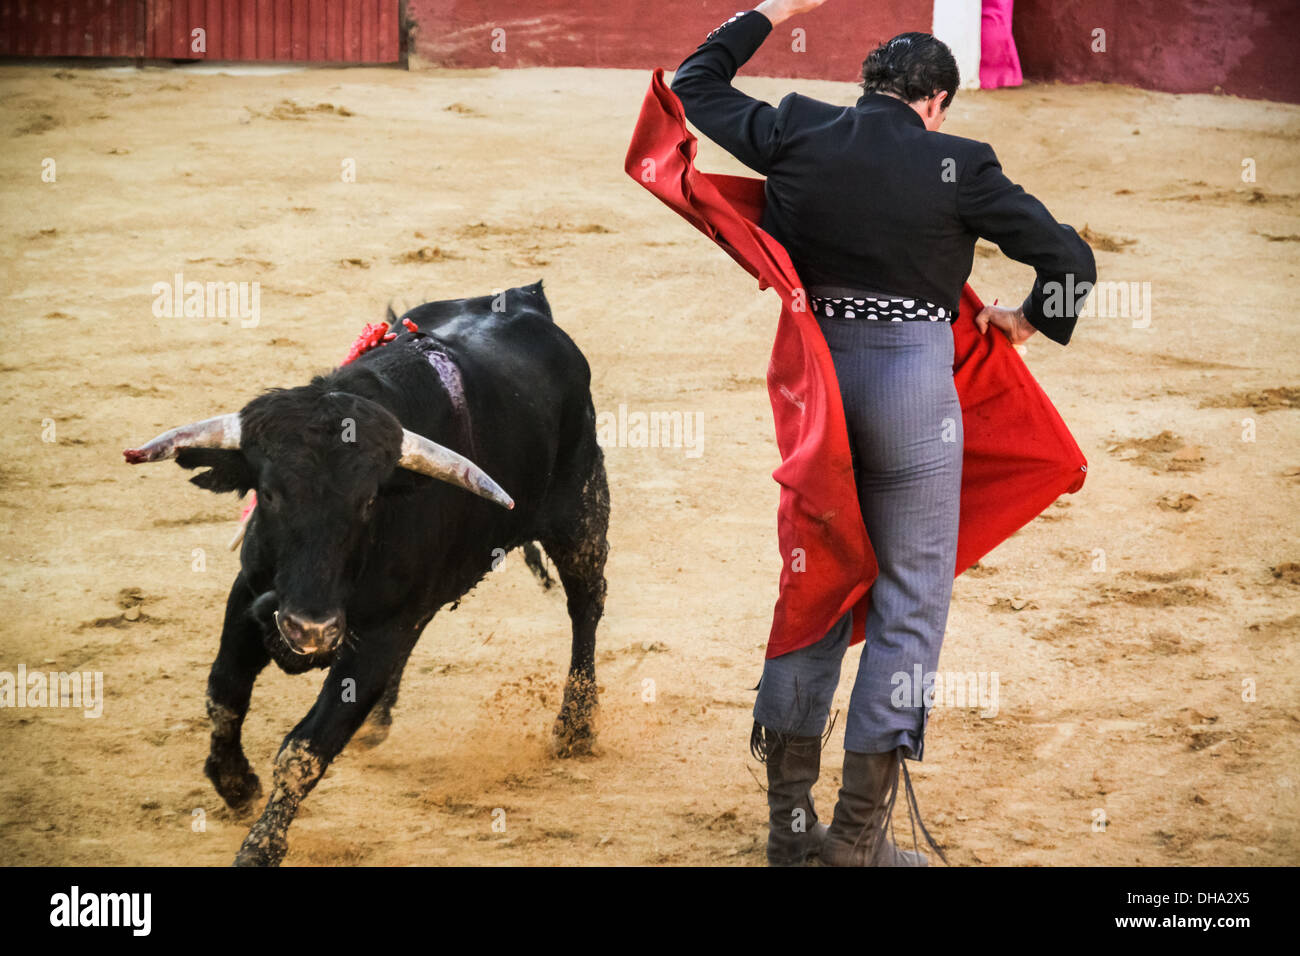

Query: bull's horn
left=398, top=429, right=514, bottom=510
left=123, top=413, right=242, bottom=464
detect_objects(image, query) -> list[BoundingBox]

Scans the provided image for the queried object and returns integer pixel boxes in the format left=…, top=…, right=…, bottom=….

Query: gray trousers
left=753, top=315, right=963, bottom=759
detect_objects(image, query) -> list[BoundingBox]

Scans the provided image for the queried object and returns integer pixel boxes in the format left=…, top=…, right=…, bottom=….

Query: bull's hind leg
left=353, top=639, right=418, bottom=750
left=205, top=574, right=270, bottom=812
left=234, top=627, right=420, bottom=867
left=540, top=450, right=610, bottom=758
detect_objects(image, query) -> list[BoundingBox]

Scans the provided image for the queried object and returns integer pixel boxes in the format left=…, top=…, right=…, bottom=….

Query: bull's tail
left=522, top=541, right=556, bottom=590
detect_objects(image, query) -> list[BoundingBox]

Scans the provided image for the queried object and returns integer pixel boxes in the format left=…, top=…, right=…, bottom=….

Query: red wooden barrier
left=0, top=0, right=400, bottom=62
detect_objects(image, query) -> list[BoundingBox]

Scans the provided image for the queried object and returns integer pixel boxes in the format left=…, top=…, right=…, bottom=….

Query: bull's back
left=399, top=280, right=588, bottom=405
left=388, top=281, right=597, bottom=518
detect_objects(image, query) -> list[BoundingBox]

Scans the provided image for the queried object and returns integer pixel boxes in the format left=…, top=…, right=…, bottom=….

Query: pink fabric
left=980, top=0, right=1023, bottom=89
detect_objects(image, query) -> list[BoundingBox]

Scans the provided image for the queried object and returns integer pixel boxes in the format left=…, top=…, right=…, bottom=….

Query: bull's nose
left=275, top=611, right=344, bottom=655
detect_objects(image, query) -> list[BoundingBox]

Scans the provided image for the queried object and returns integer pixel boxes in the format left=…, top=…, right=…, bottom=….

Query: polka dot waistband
left=812, top=294, right=952, bottom=323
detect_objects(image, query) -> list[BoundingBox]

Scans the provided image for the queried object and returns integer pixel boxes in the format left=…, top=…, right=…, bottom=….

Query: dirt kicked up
left=0, top=62, right=1297, bottom=865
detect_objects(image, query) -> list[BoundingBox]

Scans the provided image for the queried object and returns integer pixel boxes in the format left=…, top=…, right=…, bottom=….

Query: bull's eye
left=259, top=488, right=274, bottom=509
left=364, top=495, right=377, bottom=517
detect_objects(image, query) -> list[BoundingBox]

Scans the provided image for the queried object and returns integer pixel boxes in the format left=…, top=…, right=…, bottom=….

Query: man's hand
left=974, top=303, right=1038, bottom=346
left=755, top=0, right=828, bottom=27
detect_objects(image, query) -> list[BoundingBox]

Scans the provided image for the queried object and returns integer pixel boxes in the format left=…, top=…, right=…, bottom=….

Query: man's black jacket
left=670, top=10, right=1096, bottom=345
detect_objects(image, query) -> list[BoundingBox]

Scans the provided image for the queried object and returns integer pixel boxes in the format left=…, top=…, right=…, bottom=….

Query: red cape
left=625, top=71, right=1088, bottom=659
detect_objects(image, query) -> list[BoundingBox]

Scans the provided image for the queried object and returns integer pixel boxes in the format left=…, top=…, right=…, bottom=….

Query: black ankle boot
left=752, top=722, right=829, bottom=866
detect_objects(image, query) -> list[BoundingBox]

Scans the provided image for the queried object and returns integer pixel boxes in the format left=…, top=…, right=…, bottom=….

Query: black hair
left=860, top=32, right=960, bottom=111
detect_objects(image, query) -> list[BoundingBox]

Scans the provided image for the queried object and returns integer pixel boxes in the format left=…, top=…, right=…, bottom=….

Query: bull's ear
left=175, top=448, right=256, bottom=495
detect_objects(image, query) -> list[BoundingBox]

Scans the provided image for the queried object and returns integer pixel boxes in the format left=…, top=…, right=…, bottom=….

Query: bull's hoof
left=550, top=713, right=596, bottom=758
left=352, top=714, right=392, bottom=751
left=205, top=756, right=263, bottom=813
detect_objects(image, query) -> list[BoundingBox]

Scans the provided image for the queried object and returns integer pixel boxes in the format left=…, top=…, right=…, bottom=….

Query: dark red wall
left=5, top=0, right=1289, bottom=102
left=405, top=0, right=926, bottom=81
left=0, top=0, right=144, bottom=57
left=144, top=0, right=400, bottom=61
left=1012, top=0, right=1300, bottom=102
left=0, top=0, right=400, bottom=62
left=407, top=0, right=1300, bottom=104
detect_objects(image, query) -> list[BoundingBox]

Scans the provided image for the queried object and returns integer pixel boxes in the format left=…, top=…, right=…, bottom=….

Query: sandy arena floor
left=0, top=62, right=1297, bottom=865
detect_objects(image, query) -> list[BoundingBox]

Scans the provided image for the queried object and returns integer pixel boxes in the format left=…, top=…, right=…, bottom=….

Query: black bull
left=124, top=282, right=609, bottom=866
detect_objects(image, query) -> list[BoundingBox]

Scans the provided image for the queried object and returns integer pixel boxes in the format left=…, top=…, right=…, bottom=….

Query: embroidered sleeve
left=705, top=11, right=751, bottom=42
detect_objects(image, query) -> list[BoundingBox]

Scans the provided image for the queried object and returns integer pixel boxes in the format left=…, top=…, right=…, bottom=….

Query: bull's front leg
left=233, top=632, right=414, bottom=867
left=205, top=574, right=270, bottom=812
